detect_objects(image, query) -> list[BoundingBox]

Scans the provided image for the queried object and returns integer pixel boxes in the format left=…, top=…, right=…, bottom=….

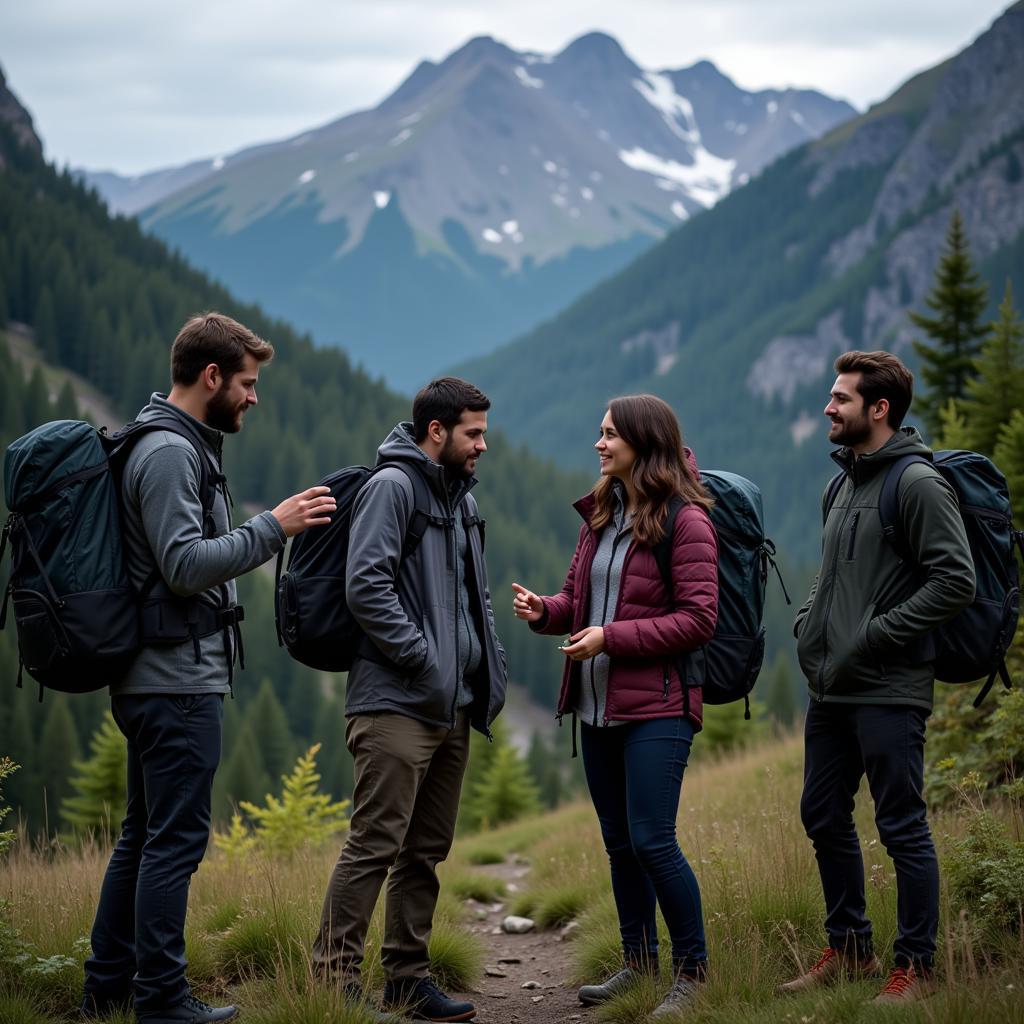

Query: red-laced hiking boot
left=777, top=947, right=882, bottom=995
left=872, top=965, right=938, bottom=1004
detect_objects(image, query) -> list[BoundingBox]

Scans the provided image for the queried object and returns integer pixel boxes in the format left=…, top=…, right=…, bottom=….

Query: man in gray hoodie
left=312, top=377, right=507, bottom=1023
left=81, top=313, right=336, bottom=1024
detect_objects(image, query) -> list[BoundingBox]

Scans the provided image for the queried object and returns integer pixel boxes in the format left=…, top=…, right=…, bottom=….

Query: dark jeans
left=580, top=716, right=706, bottom=971
left=800, top=700, right=938, bottom=970
left=83, top=693, right=223, bottom=1012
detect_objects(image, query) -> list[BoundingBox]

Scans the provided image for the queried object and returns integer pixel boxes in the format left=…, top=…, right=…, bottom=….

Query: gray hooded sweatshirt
left=111, top=394, right=286, bottom=695
left=344, top=422, right=508, bottom=734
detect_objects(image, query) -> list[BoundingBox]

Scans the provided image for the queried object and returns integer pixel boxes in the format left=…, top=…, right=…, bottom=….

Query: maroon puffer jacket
left=532, top=492, right=718, bottom=728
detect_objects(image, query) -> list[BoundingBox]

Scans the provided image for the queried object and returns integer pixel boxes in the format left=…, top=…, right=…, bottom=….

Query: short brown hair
left=170, top=312, right=274, bottom=385
left=834, top=350, right=914, bottom=428
left=412, top=377, right=490, bottom=442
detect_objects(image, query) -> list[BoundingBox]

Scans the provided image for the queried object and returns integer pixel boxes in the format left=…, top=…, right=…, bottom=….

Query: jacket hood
left=830, top=427, right=932, bottom=482
left=139, top=393, right=223, bottom=457
left=375, top=421, right=477, bottom=504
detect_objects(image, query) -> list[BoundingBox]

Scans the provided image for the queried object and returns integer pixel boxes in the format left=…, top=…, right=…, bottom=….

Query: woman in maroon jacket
left=512, top=394, right=718, bottom=1018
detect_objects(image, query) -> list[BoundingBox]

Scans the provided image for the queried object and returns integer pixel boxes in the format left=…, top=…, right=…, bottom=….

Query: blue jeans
left=800, top=700, right=938, bottom=970
left=580, top=717, right=706, bottom=971
left=83, top=694, right=223, bottom=1012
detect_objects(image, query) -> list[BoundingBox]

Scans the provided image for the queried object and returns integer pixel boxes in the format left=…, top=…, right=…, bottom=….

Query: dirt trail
left=450, top=859, right=588, bottom=1024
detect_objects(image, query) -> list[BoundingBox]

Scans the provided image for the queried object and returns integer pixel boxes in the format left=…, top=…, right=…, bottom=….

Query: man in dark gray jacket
left=82, top=313, right=336, bottom=1024
left=312, top=378, right=507, bottom=1023
left=782, top=350, right=974, bottom=1005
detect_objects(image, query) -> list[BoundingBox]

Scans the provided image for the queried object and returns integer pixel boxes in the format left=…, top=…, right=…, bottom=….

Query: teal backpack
left=654, top=470, right=790, bottom=717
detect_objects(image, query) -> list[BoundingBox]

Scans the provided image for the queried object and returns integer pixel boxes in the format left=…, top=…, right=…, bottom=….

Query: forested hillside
left=0, top=112, right=590, bottom=835
left=458, top=3, right=1024, bottom=566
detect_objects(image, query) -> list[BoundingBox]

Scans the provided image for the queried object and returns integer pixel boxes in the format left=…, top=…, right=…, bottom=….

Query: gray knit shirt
left=576, top=484, right=632, bottom=727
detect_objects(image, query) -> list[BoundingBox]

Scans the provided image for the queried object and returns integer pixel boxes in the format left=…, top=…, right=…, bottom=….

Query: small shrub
left=463, top=845, right=505, bottom=866
left=0, top=988, right=53, bottom=1024
left=425, top=916, right=483, bottom=991
left=215, top=904, right=309, bottom=981
left=947, top=809, right=1024, bottom=938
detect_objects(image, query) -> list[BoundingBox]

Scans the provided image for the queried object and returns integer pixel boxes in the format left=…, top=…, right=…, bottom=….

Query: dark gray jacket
left=112, top=395, right=286, bottom=695
left=344, top=423, right=507, bottom=734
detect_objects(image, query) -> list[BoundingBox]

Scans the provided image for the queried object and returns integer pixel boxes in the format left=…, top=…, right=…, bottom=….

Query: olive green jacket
left=794, top=428, right=975, bottom=710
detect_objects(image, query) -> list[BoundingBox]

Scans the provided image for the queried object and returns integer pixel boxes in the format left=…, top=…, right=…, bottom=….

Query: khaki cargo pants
left=311, top=710, right=470, bottom=981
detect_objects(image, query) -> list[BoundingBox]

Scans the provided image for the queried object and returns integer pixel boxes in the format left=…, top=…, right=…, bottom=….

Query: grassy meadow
left=1, top=733, right=1021, bottom=1023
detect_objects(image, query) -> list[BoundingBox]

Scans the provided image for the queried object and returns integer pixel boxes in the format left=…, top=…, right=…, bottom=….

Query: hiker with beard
left=312, top=377, right=507, bottom=1023
left=783, top=350, right=975, bottom=1004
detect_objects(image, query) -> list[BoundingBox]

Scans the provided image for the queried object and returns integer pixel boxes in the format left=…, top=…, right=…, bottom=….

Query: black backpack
left=824, top=449, right=1023, bottom=706
left=275, top=462, right=474, bottom=673
left=2, top=416, right=234, bottom=697
left=654, top=470, right=790, bottom=718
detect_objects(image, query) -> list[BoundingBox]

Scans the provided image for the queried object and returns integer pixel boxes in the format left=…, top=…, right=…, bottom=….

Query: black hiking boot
left=578, top=961, right=656, bottom=1006
left=383, top=975, right=475, bottom=1022
left=136, top=994, right=239, bottom=1024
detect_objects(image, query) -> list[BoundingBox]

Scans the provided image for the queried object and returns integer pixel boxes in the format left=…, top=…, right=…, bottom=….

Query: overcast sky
left=0, top=1, right=1012, bottom=175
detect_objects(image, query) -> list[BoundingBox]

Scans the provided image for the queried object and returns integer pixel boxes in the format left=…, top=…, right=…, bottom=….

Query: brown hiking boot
left=778, top=947, right=882, bottom=994
left=872, top=965, right=938, bottom=1004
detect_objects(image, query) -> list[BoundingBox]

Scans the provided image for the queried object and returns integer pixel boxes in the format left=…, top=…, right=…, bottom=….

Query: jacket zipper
left=846, top=510, right=860, bottom=560
left=817, top=484, right=855, bottom=702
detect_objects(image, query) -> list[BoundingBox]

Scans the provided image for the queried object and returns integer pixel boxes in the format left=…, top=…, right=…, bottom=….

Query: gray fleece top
left=577, top=483, right=632, bottom=727
left=111, top=394, right=286, bottom=695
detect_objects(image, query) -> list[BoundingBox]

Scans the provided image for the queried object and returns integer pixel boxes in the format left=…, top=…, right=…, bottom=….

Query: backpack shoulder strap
left=372, top=461, right=440, bottom=559
left=822, top=471, right=846, bottom=526
left=878, top=454, right=931, bottom=564
left=653, top=497, right=685, bottom=600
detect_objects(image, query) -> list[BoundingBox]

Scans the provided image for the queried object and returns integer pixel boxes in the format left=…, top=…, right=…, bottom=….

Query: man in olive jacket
left=312, top=377, right=507, bottom=1023
left=783, top=351, right=974, bottom=1004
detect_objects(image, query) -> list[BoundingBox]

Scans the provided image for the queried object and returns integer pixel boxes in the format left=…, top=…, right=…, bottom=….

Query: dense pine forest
left=0, top=116, right=595, bottom=835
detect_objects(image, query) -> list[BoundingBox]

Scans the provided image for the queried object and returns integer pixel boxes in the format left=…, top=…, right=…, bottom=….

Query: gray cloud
left=0, top=0, right=1012, bottom=173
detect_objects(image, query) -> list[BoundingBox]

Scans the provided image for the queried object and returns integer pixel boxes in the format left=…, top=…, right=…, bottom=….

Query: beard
left=206, top=384, right=246, bottom=433
left=829, top=410, right=872, bottom=448
left=439, top=437, right=476, bottom=479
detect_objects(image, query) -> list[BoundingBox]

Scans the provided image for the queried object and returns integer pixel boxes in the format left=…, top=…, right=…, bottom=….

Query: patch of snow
left=543, top=160, right=558, bottom=174
left=344, top=152, right=359, bottom=163
left=291, top=134, right=312, bottom=147
left=581, top=187, right=594, bottom=201
left=671, top=200, right=688, bottom=220
left=790, top=109, right=807, bottom=128
left=633, top=72, right=699, bottom=144
left=656, top=352, right=678, bottom=375
left=767, top=100, right=779, bottom=115
left=618, top=145, right=736, bottom=207
left=737, top=172, right=750, bottom=186
left=551, top=193, right=568, bottom=207
left=734, top=123, right=748, bottom=135
left=790, top=411, right=818, bottom=446
left=515, top=66, right=544, bottom=88
left=373, top=191, right=391, bottom=209
left=211, top=156, right=225, bottom=170
left=501, top=220, right=519, bottom=235
left=655, top=179, right=677, bottom=192
left=390, top=128, right=413, bottom=146
left=399, top=111, right=422, bottom=126
left=524, top=53, right=554, bottom=65
left=297, top=169, right=316, bottom=185
left=482, top=228, right=503, bottom=243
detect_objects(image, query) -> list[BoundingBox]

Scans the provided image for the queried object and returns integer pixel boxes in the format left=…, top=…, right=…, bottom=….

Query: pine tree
left=994, top=411, right=1024, bottom=529
left=909, top=210, right=989, bottom=438
left=38, top=697, right=81, bottom=829
left=465, top=741, right=540, bottom=831
left=960, top=280, right=1024, bottom=456
left=60, top=713, right=126, bottom=838
left=933, top=398, right=974, bottom=450
left=33, top=286, right=59, bottom=361
left=213, top=721, right=270, bottom=821
left=53, top=379, right=78, bottom=421
left=246, top=678, right=294, bottom=785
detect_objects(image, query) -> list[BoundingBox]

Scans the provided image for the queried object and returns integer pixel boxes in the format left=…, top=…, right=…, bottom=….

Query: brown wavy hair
left=590, top=394, right=712, bottom=546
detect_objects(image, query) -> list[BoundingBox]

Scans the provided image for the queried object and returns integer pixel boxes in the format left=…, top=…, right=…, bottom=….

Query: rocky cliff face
left=0, top=66, right=42, bottom=159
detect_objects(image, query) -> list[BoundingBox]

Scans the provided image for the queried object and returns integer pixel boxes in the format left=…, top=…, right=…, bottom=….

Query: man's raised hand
left=272, top=485, right=336, bottom=537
